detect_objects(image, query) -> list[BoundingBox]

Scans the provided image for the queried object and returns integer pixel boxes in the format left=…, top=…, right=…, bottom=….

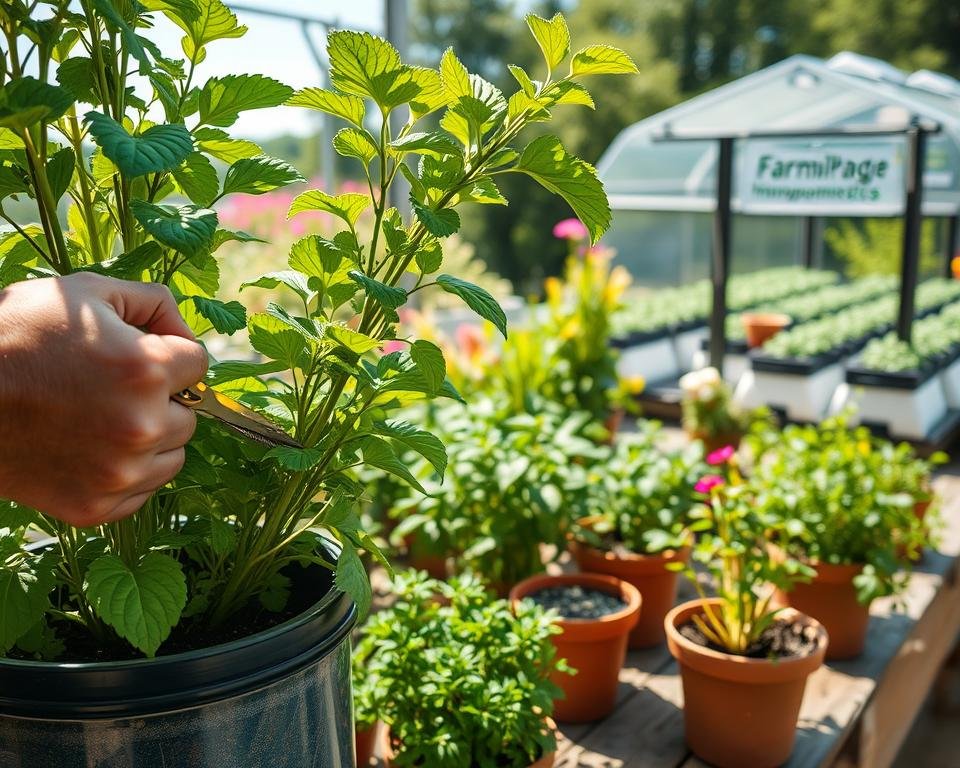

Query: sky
left=149, top=1, right=386, bottom=138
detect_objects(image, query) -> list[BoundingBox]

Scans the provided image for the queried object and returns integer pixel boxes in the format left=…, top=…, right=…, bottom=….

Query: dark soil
left=679, top=616, right=820, bottom=660
left=12, top=562, right=334, bottom=663
left=528, top=584, right=627, bottom=619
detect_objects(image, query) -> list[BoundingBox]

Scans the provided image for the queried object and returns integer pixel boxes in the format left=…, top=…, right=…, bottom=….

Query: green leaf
left=288, top=236, right=353, bottom=287
left=85, top=112, right=193, bottom=177
left=168, top=0, right=247, bottom=60
left=327, top=30, right=405, bottom=105
left=207, top=359, right=286, bottom=386
left=259, top=572, right=290, bottom=612
left=92, top=0, right=152, bottom=72
left=389, top=131, right=460, bottom=158
left=172, top=152, right=219, bottom=207
left=326, top=325, right=380, bottom=354
left=508, top=64, right=537, bottom=96
left=82, top=241, right=164, bottom=280
left=543, top=81, right=595, bottom=109
left=288, top=190, right=371, bottom=227
left=360, top=436, right=426, bottom=494
left=409, top=340, right=446, bottom=395
left=440, top=48, right=471, bottom=98
left=194, top=127, right=261, bottom=163
left=83, top=553, right=187, bottom=658
left=57, top=57, right=98, bottom=102
left=199, top=75, right=293, bottom=128
left=241, top=270, right=313, bottom=304
left=212, top=228, right=266, bottom=251
left=248, top=312, right=306, bottom=367
left=264, top=445, right=323, bottom=471
left=0, top=561, right=54, bottom=654
left=407, top=67, right=450, bottom=119
left=334, top=537, right=371, bottom=619
left=207, top=516, right=236, bottom=556
left=332, top=128, right=378, bottom=165
left=141, top=0, right=200, bottom=24
left=0, top=129, right=24, bottom=149
left=222, top=155, right=304, bottom=196
left=410, top=199, right=460, bottom=237
left=0, top=166, right=29, bottom=201
left=0, top=78, right=74, bottom=130
left=458, top=177, right=507, bottom=206
left=570, top=45, right=639, bottom=76
left=192, top=296, right=246, bottom=335
left=514, top=135, right=610, bottom=244
left=436, top=274, right=507, bottom=338
left=130, top=200, right=217, bottom=256
left=286, top=88, right=365, bottom=127
left=45, top=148, right=74, bottom=201
left=526, top=13, right=570, bottom=73
left=375, top=420, right=447, bottom=476
left=349, top=270, right=406, bottom=309
left=171, top=252, right=219, bottom=297
left=414, top=241, right=443, bottom=274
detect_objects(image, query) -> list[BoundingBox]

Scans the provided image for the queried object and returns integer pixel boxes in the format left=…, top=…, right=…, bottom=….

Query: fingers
left=159, top=400, right=198, bottom=453
left=159, top=334, right=209, bottom=393
left=92, top=275, right=196, bottom=339
left=94, top=449, right=187, bottom=525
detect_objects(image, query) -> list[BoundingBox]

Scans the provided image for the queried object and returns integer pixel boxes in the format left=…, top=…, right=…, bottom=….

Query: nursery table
left=551, top=470, right=960, bottom=768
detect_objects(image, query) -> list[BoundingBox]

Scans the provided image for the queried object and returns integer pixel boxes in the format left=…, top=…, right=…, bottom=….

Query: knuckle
left=98, top=459, right=141, bottom=494
left=68, top=498, right=113, bottom=528
left=114, top=415, right=164, bottom=451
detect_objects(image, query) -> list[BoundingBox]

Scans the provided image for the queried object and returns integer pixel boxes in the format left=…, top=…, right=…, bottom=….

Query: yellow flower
left=621, top=375, right=645, bottom=395
left=544, top=276, right=563, bottom=307
left=559, top=318, right=581, bottom=340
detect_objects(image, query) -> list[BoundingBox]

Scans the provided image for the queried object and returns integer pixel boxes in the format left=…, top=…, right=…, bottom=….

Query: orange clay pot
left=402, top=533, right=448, bottom=580
left=510, top=573, right=641, bottom=723
left=382, top=718, right=557, bottom=767
left=741, top=312, right=790, bottom=349
left=776, top=560, right=868, bottom=661
left=568, top=526, right=689, bottom=648
left=689, top=430, right=743, bottom=455
left=665, top=599, right=827, bottom=768
left=355, top=722, right=381, bottom=767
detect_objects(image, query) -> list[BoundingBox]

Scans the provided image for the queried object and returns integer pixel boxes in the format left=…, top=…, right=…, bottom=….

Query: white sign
left=738, top=139, right=906, bottom=216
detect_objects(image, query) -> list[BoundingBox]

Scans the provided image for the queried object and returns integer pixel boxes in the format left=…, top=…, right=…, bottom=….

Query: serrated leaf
left=172, top=252, right=219, bottom=297
left=83, top=553, right=186, bottom=658
left=192, top=296, right=246, bottom=334
left=410, top=339, right=445, bottom=394
left=360, top=436, right=425, bottom=494
left=389, top=131, right=459, bottom=158
left=526, top=13, right=570, bottom=73
left=327, top=30, right=406, bottom=106
left=349, top=270, right=406, bottom=309
left=436, top=274, right=507, bottom=338
left=194, top=127, right=261, bottom=163
left=514, top=135, right=609, bottom=244
left=570, top=45, right=639, bottom=76
left=92, top=0, right=151, bottom=73
left=376, top=368, right=464, bottom=403
left=212, top=228, right=265, bottom=251
left=332, top=128, right=378, bottom=165
left=85, top=112, right=193, bottom=177
left=440, top=48, right=471, bottom=98
left=199, top=74, right=293, bottom=128
left=407, top=67, right=449, bottom=119
left=173, top=152, right=219, bottom=207
left=289, top=235, right=353, bottom=286
left=414, top=241, right=443, bottom=274
left=83, top=241, right=164, bottom=280
left=0, top=129, right=24, bottom=149
left=508, top=64, right=537, bottom=96
left=0, top=78, right=73, bottom=130
left=0, top=166, right=29, bottom=201
left=248, top=312, right=305, bottom=367
left=375, top=420, right=447, bottom=476
left=334, top=538, right=371, bottom=619
left=410, top=199, right=460, bottom=237
left=241, top=270, right=313, bottom=303
left=44, top=148, right=73, bottom=201
left=222, top=155, right=304, bottom=196
left=141, top=0, right=200, bottom=24
left=207, top=359, right=286, bottom=386
left=131, top=200, right=217, bottom=256
left=286, top=88, right=365, bottom=127
left=326, top=325, right=380, bottom=354
left=544, top=81, right=595, bottom=109
left=288, top=190, right=371, bottom=227
left=207, top=516, right=236, bottom=555
left=264, top=445, right=323, bottom=470
left=169, top=0, right=247, bottom=60
left=57, top=57, right=97, bottom=102
left=458, top=177, right=506, bottom=205
left=0, top=561, right=54, bottom=653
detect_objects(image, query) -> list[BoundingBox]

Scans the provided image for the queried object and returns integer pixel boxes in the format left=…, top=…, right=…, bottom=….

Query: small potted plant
left=353, top=571, right=568, bottom=767
left=740, top=311, right=791, bottom=348
left=666, top=452, right=827, bottom=768
left=750, top=415, right=928, bottom=659
left=510, top=572, right=641, bottom=723
left=567, top=429, right=704, bottom=647
left=679, top=367, right=767, bottom=451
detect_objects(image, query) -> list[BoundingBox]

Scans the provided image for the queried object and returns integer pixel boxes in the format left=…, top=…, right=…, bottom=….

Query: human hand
left=0, top=273, right=208, bottom=526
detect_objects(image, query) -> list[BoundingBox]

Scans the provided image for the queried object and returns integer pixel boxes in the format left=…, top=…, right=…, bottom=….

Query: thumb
left=150, top=334, right=210, bottom=393
left=95, top=276, right=196, bottom=340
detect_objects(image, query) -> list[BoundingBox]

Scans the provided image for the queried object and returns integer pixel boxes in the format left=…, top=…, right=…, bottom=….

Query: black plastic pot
left=0, top=545, right=357, bottom=768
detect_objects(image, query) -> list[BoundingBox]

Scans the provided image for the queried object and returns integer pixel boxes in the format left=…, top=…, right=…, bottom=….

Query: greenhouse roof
left=597, top=53, right=960, bottom=217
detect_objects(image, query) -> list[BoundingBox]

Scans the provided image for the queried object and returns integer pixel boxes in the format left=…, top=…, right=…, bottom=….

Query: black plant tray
left=845, top=362, right=939, bottom=390
left=699, top=336, right=749, bottom=355
left=610, top=328, right=673, bottom=349
left=750, top=348, right=843, bottom=376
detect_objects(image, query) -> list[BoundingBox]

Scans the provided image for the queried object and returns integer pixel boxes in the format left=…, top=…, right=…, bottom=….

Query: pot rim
left=509, top=572, right=641, bottom=641
left=568, top=516, right=692, bottom=564
left=665, top=598, right=828, bottom=685
left=741, top=312, right=791, bottom=325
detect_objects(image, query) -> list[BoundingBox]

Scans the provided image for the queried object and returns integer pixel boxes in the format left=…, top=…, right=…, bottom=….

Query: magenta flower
left=381, top=339, right=405, bottom=354
left=694, top=475, right=725, bottom=494
left=552, top=218, right=588, bottom=241
left=706, top=445, right=736, bottom=466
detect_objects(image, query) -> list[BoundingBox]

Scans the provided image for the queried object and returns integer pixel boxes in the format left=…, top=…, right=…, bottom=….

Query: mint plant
left=0, top=2, right=636, bottom=658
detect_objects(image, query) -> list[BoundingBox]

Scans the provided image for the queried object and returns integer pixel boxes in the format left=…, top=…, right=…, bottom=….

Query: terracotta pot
left=914, top=497, right=932, bottom=523
left=402, top=533, right=448, bottom=580
left=568, top=527, right=690, bottom=648
left=510, top=573, right=641, bottom=723
left=665, top=599, right=827, bottom=768
left=741, top=312, right=790, bottom=349
left=383, top=718, right=557, bottom=767
left=776, top=560, right=868, bottom=661
left=355, top=722, right=381, bottom=766
left=602, top=409, right=625, bottom=444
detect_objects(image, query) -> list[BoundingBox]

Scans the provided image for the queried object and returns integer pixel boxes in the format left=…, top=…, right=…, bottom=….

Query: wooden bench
left=553, top=471, right=960, bottom=768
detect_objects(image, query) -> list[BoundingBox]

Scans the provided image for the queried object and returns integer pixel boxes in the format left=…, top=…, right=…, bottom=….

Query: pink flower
left=552, top=218, right=588, bottom=241
left=381, top=339, right=405, bottom=354
left=694, top=475, right=725, bottom=494
left=706, top=445, right=736, bottom=466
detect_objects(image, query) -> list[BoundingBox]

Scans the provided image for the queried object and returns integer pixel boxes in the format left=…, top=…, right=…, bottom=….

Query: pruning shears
left=172, top=382, right=302, bottom=449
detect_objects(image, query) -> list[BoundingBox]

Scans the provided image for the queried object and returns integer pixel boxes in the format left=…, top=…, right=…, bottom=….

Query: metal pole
left=800, top=216, right=817, bottom=269
left=709, top=138, right=734, bottom=372
left=945, top=215, right=958, bottom=279
left=385, top=0, right=410, bottom=215
left=897, top=123, right=927, bottom=342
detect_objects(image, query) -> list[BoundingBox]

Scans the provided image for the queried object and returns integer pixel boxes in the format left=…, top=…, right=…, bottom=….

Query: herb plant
left=352, top=571, right=568, bottom=768
left=0, top=3, right=636, bottom=658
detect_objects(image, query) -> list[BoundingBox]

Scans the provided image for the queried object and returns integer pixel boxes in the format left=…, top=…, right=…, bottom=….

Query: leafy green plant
left=352, top=570, right=569, bottom=768
left=0, top=3, right=636, bottom=659
left=568, top=429, right=704, bottom=554
left=859, top=298, right=960, bottom=373
left=748, top=415, right=929, bottom=603
left=678, top=366, right=769, bottom=442
left=676, top=450, right=812, bottom=655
